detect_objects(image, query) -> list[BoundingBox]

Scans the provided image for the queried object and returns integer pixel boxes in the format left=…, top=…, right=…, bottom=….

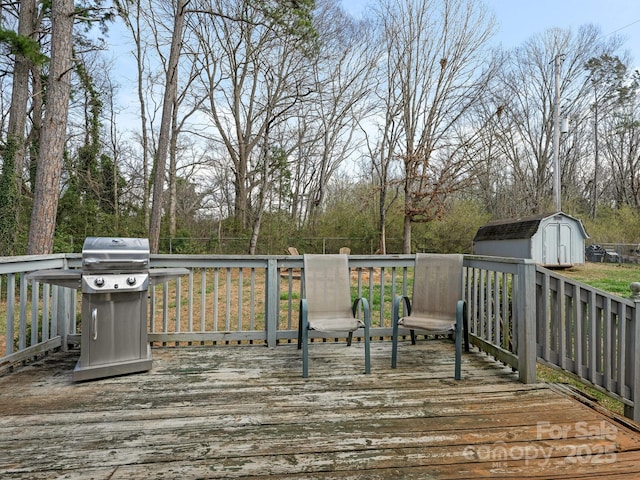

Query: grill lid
left=82, top=237, right=150, bottom=273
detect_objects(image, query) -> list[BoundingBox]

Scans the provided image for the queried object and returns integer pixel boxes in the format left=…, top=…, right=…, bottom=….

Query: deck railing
left=1, top=253, right=638, bottom=422
left=535, top=266, right=640, bottom=422
left=0, top=254, right=77, bottom=369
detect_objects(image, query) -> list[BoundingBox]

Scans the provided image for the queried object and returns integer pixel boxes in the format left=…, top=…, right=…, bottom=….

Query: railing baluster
left=31, top=280, right=39, bottom=347
left=225, top=268, right=231, bottom=332
left=558, top=277, right=566, bottom=370
left=617, top=302, right=626, bottom=398
left=368, top=267, right=375, bottom=326
left=188, top=270, right=194, bottom=334
left=604, top=297, right=612, bottom=392
left=379, top=267, right=385, bottom=329
left=502, top=272, right=509, bottom=352
left=250, top=268, right=256, bottom=331
left=149, top=284, right=156, bottom=334
left=486, top=270, right=493, bottom=344
left=574, top=284, right=583, bottom=377
left=6, top=274, right=15, bottom=356
left=588, top=290, right=597, bottom=383
left=162, top=281, right=169, bottom=334
left=479, top=269, right=486, bottom=340
left=200, top=269, right=207, bottom=333
left=237, top=268, right=243, bottom=333
left=175, top=276, right=182, bottom=334
left=213, top=268, right=219, bottom=332
left=42, top=284, right=50, bottom=342
left=19, top=274, right=28, bottom=351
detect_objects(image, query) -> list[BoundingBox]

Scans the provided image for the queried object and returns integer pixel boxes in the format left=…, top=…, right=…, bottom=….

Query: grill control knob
left=126, top=276, right=137, bottom=286
left=94, top=277, right=105, bottom=287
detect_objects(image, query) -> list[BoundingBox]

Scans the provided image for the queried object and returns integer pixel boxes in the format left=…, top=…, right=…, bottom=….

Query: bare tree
left=146, top=0, right=188, bottom=253
left=116, top=0, right=156, bottom=231
left=363, top=11, right=404, bottom=254
left=190, top=0, right=316, bottom=252
left=491, top=25, right=623, bottom=217
left=377, top=0, right=496, bottom=253
left=584, top=54, right=634, bottom=218
left=300, top=1, right=378, bottom=230
left=599, top=68, right=640, bottom=210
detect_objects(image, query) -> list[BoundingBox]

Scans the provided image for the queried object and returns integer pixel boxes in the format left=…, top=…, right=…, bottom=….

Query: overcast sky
left=340, top=0, right=640, bottom=61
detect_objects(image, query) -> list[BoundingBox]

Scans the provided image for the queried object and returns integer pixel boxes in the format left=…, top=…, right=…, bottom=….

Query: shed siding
left=473, top=212, right=587, bottom=267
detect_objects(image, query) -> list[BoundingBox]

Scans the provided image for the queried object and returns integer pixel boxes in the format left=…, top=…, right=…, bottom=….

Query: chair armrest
left=393, top=295, right=411, bottom=321
left=352, top=297, right=371, bottom=327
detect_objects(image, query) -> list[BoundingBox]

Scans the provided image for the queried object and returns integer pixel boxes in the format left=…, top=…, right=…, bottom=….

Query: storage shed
left=473, top=212, right=588, bottom=267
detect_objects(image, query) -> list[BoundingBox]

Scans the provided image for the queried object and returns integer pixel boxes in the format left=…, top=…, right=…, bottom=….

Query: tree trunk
left=29, top=65, right=43, bottom=191
left=378, top=190, right=387, bottom=254
left=0, top=0, right=36, bottom=255
left=134, top=1, right=152, bottom=232
left=248, top=137, right=272, bottom=255
left=591, top=92, right=599, bottom=220
left=149, top=0, right=186, bottom=253
left=403, top=210, right=412, bottom=254
left=27, top=0, right=74, bottom=254
left=168, top=107, right=179, bottom=238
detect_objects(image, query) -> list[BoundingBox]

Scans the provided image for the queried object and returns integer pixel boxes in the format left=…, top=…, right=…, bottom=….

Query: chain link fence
left=158, top=236, right=407, bottom=255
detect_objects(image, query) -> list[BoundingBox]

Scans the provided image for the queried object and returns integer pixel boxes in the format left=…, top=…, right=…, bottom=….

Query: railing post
left=517, top=260, right=537, bottom=383
left=628, top=282, right=640, bottom=422
left=265, top=258, right=279, bottom=348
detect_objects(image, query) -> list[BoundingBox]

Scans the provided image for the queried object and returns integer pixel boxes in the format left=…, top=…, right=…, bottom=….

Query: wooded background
left=2, top=0, right=640, bottom=256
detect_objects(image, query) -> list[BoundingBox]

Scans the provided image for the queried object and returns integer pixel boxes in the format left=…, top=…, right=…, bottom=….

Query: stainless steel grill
left=27, top=237, right=187, bottom=382
left=81, top=237, right=150, bottom=293
left=75, top=237, right=153, bottom=381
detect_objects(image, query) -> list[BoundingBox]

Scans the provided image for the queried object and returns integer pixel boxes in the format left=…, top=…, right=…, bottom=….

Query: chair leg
left=463, top=303, right=470, bottom=352
left=410, top=330, right=416, bottom=345
left=300, top=299, right=309, bottom=378
left=455, top=325, right=462, bottom=380
left=362, top=298, right=371, bottom=374
left=347, top=331, right=353, bottom=347
left=391, top=300, right=399, bottom=368
left=302, top=321, right=309, bottom=378
left=364, top=328, right=370, bottom=374
left=455, top=300, right=465, bottom=380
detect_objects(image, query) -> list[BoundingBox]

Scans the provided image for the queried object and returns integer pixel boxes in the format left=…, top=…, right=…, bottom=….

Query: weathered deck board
left=1, top=340, right=640, bottom=479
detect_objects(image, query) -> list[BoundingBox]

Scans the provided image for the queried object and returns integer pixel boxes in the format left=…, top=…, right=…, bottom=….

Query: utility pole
left=553, top=53, right=565, bottom=213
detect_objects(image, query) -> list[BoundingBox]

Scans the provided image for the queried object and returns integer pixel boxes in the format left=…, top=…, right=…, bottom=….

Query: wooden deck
left=2, top=340, right=640, bottom=479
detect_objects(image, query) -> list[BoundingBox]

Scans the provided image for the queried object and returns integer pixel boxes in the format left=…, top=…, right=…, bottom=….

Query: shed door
left=543, top=222, right=572, bottom=265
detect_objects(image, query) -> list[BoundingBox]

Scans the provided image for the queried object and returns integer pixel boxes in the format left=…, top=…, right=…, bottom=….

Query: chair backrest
left=287, top=247, right=300, bottom=255
left=303, top=254, right=353, bottom=321
left=339, top=247, right=351, bottom=255
left=411, top=253, right=463, bottom=319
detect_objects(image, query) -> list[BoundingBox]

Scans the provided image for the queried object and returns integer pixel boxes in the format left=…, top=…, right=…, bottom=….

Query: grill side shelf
left=25, top=269, right=82, bottom=289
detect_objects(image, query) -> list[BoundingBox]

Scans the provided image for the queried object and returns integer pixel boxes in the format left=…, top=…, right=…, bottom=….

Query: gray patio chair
left=391, top=253, right=469, bottom=380
left=297, top=254, right=371, bottom=378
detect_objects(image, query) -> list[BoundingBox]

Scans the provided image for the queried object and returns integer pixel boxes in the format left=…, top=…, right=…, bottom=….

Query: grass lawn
left=559, top=261, right=640, bottom=298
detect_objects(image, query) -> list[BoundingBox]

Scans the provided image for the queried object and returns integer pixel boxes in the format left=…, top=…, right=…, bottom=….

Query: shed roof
left=473, top=212, right=588, bottom=242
